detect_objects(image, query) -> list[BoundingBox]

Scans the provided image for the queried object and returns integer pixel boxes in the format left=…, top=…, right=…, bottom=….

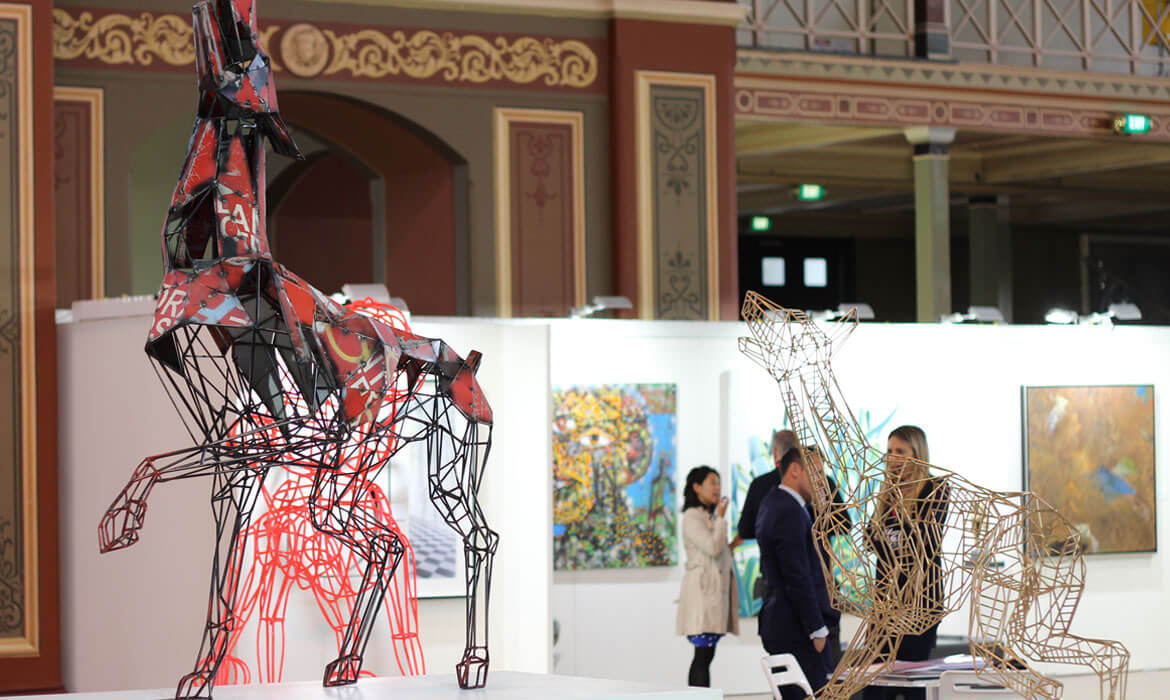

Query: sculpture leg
left=310, top=473, right=407, bottom=687
left=176, top=470, right=265, bottom=699
left=820, top=617, right=901, bottom=700
left=1011, top=543, right=1129, bottom=700
left=255, top=563, right=296, bottom=684
left=968, top=555, right=1065, bottom=700
left=381, top=532, right=425, bottom=675
left=427, top=417, right=498, bottom=690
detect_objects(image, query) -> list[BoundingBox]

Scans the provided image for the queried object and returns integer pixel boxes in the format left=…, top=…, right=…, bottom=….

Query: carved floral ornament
left=52, top=8, right=599, bottom=88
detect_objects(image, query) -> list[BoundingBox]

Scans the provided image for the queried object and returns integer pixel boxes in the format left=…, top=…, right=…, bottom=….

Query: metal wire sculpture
left=96, top=2, right=497, bottom=696
left=214, top=300, right=426, bottom=686
left=739, top=291, right=1129, bottom=700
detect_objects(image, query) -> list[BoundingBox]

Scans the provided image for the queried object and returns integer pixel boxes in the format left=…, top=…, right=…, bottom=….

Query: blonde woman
left=677, top=465, right=739, bottom=687
left=864, top=426, right=950, bottom=700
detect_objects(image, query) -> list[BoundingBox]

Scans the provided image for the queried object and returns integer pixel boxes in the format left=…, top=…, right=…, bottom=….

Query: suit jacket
left=756, top=485, right=838, bottom=646
left=737, top=469, right=781, bottom=540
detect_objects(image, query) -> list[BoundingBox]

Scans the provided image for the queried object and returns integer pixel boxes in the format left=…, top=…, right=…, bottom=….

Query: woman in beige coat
left=677, top=465, right=739, bottom=687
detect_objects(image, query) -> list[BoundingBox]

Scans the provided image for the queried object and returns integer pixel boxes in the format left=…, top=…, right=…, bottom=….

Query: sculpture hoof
left=175, top=671, right=213, bottom=699
left=323, top=654, right=362, bottom=687
left=456, top=647, right=489, bottom=689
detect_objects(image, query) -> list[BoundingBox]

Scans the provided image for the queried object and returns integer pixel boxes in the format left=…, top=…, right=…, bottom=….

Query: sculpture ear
left=827, top=307, right=860, bottom=357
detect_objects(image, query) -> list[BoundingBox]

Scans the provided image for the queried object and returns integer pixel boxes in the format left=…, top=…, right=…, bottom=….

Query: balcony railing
left=737, top=0, right=1170, bottom=75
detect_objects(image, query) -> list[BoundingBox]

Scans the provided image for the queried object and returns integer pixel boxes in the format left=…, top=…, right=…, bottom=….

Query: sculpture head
left=738, top=291, right=858, bottom=380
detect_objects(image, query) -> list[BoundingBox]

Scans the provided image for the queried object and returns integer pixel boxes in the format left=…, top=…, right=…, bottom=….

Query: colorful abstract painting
left=1024, top=385, right=1156, bottom=554
left=552, top=384, right=677, bottom=570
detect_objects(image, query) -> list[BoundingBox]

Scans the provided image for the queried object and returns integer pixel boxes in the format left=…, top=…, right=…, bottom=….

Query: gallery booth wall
left=57, top=301, right=553, bottom=692
left=57, top=302, right=1168, bottom=695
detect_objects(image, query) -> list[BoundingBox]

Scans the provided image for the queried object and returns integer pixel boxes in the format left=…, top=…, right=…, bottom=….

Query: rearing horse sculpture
left=739, top=291, right=1128, bottom=700
left=97, top=1, right=497, bottom=696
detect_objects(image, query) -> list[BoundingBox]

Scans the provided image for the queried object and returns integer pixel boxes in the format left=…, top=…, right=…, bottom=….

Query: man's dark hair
left=778, top=447, right=803, bottom=479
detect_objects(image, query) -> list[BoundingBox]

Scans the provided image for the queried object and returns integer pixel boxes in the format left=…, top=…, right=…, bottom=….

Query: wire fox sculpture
left=97, top=2, right=496, bottom=696
left=739, top=291, right=1129, bottom=700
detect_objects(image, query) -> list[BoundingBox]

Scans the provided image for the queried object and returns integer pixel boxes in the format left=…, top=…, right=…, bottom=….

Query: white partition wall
left=548, top=319, right=1170, bottom=695
left=57, top=306, right=552, bottom=692
left=57, top=307, right=1170, bottom=695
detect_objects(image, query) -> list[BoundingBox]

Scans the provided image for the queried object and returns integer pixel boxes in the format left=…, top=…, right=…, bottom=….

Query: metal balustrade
left=737, top=0, right=1170, bottom=75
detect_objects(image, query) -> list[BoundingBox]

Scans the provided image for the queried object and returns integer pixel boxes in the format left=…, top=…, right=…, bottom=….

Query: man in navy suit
left=756, top=447, right=837, bottom=699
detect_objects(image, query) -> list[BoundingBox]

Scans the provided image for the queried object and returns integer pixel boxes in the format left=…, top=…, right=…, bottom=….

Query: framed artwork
left=386, top=441, right=465, bottom=598
left=1023, top=385, right=1156, bottom=554
left=552, top=384, right=677, bottom=570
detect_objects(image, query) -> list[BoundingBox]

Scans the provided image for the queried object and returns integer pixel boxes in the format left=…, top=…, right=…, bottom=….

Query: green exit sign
left=750, top=215, right=771, bottom=232
left=794, top=184, right=825, bottom=202
left=1114, top=113, right=1152, bottom=134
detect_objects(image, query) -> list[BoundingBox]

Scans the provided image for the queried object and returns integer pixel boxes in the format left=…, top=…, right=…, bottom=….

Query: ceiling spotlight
left=940, top=306, right=1005, bottom=324
left=1084, top=302, right=1142, bottom=326
left=571, top=295, right=633, bottom=319
left=810, top=303, right=874, bottom=322
left=1107, top=302, right=1142, bottom=321
left=1045, top=308, right=1079, bottom=324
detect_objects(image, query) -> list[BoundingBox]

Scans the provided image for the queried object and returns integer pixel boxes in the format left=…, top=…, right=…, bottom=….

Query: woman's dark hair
left=683, top=465, right=719, bottom=512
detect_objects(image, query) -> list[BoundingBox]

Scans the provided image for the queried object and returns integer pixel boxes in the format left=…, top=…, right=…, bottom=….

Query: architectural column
left=914, top=0, right=950, bottom=59
left=967, top=195, right=1013, bottom=321
left=0, top=0, right=62, bottom=692
left=610, top=13, right=739, bottom=320
left=905, top=126, right=956, bottom=322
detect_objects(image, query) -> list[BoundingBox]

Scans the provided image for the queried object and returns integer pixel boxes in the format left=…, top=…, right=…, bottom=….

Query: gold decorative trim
left=635, top=70, right=719, bottom=321
left=52, top=8, right=194, bottom=66
left=53, top=86, right=105, bottom=300
left=0, top=0, right=39, bottom=658
left=317, top=30, right=597, bottom=87
left=52, top=8, right=600, bottom=89
left=493, top=108, right=586, bottom=317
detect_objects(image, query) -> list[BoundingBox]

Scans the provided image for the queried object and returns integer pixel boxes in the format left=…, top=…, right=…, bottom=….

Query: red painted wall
left=272, top=153, right=374, bottom=297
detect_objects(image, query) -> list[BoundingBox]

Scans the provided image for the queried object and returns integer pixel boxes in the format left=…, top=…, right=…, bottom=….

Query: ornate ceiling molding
left=737, top=50, right=1170, bottom=106
left=302, top=0, right=747, bottom=27
left=52, top=7, right=603, bottom=91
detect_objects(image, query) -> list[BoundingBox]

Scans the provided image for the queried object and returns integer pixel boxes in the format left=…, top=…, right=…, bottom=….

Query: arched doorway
left=270, top=92, right=469, bottom=316
left=269, top=151, right=375, bottom=296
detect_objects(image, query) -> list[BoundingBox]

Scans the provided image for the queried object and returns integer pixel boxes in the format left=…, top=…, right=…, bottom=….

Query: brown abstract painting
left=1024, top=385, right=1156, bottom=554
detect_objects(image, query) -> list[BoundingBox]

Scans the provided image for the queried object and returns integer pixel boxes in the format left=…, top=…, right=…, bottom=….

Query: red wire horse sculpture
left=214, top=300, right=426, bottom=686
left=96, top=2, right=496, bottom=697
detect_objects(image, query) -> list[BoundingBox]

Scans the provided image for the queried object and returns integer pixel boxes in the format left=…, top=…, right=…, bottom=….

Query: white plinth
left=24, top=672, right=722, bottom=700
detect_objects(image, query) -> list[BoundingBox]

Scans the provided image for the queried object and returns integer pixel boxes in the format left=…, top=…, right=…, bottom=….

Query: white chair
left=939, top=670, right=1025, bottom=698
left=761, top=652, right=814, bottom=699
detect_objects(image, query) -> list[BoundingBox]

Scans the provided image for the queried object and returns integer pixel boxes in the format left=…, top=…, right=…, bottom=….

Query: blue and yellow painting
left=1025, top=385, right=1156, bottom=554
left=552, top=384, right=677, bottom=570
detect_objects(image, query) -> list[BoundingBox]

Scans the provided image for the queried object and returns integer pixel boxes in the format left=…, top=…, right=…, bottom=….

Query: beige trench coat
left=676, top=507, right=739, bottom=636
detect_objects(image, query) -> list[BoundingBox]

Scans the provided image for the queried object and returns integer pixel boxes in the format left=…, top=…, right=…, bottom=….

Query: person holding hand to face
left=677, top=466, right=739, bottom=687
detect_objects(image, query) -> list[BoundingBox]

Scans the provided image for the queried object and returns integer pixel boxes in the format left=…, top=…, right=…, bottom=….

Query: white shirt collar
left=778, top=484, right=806, bottom=509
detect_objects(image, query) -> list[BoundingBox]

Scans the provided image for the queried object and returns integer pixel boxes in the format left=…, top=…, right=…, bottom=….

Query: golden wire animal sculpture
left=738, top=291, right=1129, bottom=700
